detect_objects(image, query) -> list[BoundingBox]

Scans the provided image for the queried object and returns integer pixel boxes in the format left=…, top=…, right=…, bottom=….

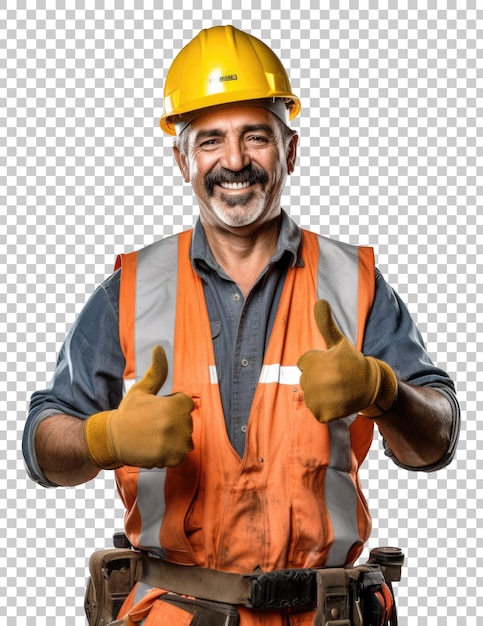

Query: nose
left=219, top=137, right=250, bottom=172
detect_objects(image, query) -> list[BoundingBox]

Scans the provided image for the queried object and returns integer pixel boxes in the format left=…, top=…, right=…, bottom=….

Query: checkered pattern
left=1, top=6, right=481, bottom=625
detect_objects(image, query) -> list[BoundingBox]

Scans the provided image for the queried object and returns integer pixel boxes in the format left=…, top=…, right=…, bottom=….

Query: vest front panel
left=114, top=228, right=375, bottom=573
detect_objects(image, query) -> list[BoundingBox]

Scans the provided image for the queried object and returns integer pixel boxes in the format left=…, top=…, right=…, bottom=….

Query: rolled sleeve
left=363, top=270, right=460, bottom=472
left=22, top=271, right=125, bottom=486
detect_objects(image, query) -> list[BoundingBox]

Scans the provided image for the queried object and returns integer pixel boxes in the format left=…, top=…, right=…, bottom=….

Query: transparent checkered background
left=1, top=4, right=481, bottom=624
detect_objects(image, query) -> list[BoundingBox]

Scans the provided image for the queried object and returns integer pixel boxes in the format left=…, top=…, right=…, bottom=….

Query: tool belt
left=140, top=553, right=401, bottom=625
left=85, top=534, right=403, bottom=626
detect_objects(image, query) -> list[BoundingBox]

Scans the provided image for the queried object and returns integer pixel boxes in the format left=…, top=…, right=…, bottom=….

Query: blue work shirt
left=23, top=211, right=460, bottom=486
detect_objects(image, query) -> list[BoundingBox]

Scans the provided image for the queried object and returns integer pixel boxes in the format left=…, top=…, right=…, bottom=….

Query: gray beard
left=209, top=191, right=268, bottom=228
left=218, top=190, right=256, bottom=207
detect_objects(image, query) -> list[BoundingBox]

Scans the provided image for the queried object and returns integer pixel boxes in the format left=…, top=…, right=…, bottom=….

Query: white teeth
left=220, top=181, right=250, bottom=190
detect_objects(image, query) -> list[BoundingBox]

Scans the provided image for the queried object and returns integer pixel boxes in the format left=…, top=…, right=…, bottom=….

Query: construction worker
left=23, top=26, right=459, bottom=625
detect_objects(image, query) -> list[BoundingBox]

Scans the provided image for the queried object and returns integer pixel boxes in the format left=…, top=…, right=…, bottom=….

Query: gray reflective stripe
left=130, top=234, right=180, bottom=553
left=130, top=363, right=301, bottom=388
left=209, top=365, right=218, bottom=384
left=326, top=415, right=360, bottom=566
left=123, top=379, right=135, bottom=393
left=316, top=233, right=359, bottom=343
left=137, top=469, right=169, bottom=557
left=315, top=233, right=363, bottom=566
left=133, top=580, right=157, bottom=606
left=134, top=235, right=179, bottom=391
left=259, top=364, right=301, bottom=385
left=324, top=465, right=360, bottom=567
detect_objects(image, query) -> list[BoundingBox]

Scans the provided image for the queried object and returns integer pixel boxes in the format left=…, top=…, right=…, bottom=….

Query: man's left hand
left=297, top=300, right=398, bottom=423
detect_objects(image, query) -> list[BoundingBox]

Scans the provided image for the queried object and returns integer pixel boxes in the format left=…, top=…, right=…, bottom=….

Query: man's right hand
left=84, top=346, right=194, bottom=470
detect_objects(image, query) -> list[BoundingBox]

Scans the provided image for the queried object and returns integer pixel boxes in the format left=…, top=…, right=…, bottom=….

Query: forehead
left=189, top=105, right=278, bottom=136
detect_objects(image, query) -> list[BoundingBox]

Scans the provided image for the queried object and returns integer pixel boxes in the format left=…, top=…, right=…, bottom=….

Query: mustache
left=204, top=165, right=269, bottom=195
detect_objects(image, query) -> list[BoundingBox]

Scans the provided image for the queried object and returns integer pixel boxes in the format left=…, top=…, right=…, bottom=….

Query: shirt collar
left=190, top=209, right=302, bottom=275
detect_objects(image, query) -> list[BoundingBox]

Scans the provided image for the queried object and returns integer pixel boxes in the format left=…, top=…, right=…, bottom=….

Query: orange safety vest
left=114, top=227, right=376, bottom=625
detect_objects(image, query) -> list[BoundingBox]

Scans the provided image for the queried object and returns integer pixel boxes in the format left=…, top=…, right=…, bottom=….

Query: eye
left=247, top=135, right=269, bottom=144
left=199, top=138, right=221, bottom=149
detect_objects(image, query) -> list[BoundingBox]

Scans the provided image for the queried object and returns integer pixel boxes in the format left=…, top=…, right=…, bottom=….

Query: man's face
left=173, top=106, right=298, bottom=232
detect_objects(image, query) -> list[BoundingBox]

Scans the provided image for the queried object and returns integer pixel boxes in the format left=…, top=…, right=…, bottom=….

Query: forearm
left=375, top=382, right=454, bottom=468
left=35, top=414, right=101, bottom=487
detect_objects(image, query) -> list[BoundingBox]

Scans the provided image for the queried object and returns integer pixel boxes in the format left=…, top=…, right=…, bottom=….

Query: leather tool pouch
left=159, top=594, right=240, bottom=626
left=84, top=548, right=141, bottom=626
left=314, top=564, right=396, bottom=626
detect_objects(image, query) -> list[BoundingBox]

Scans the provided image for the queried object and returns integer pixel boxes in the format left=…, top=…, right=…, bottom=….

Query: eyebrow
left=193, top=123, right=275, bottom=144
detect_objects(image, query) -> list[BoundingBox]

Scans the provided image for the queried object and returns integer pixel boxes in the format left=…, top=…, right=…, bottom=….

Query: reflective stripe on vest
left=114, top=228, right=375, bottom=570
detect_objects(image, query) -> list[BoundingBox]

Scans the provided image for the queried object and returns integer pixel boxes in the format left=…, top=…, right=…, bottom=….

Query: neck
left=201, top=215, right=282, bottom=295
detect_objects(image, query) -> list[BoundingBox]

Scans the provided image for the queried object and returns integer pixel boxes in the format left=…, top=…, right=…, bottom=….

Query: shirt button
left=241, top=425, right=248, bottom=434
left=233, top=293, right=240, bottom=301
left=241, top=359, right=249, bottom=367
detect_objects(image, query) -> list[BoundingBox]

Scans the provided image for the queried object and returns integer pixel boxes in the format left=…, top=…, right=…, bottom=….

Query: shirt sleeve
left=362, top=269, right=460, bottom=472
left=22, top=271, right=125, bottom=487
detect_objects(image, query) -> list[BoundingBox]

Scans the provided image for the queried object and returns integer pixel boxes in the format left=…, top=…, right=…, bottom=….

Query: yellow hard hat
left=160, top=25, right=301, bottom=136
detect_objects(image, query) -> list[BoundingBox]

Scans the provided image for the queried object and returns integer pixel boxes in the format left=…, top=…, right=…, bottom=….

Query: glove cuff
left=361, top=358, right=398, bottom=419
left=84, top=411, right=122, bottom=470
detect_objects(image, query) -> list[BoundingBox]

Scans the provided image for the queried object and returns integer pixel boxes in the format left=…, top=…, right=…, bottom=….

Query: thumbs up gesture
left=297, top=300, right=398, bottom=423
left=84, top=346, right=194, bottom=469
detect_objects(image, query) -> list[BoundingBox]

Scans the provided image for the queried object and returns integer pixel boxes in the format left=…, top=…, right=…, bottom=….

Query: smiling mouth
left=219, top=181, right=251, bottom=190
left=205, top=166, right=269, bottom=196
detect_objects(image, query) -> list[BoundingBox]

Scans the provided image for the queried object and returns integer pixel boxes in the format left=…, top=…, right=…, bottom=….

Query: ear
left=286, top=133, right=299, bottom=175
left=173, top=146, right=190, bottom=183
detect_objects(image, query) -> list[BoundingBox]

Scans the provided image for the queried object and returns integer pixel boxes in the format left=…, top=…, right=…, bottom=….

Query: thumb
left=313, top=300, right=345, bottom=349
left=132, top=345, right=168, bottom=396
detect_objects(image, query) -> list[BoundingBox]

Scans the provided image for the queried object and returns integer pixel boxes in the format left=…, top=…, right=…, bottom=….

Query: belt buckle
left=246, top=568, right=316, bottom=610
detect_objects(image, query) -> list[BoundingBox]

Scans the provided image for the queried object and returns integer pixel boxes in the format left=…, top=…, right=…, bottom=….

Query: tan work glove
left=84, top=346, right=194, bottom=469
left=297, top=300, right=398, bottom=423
